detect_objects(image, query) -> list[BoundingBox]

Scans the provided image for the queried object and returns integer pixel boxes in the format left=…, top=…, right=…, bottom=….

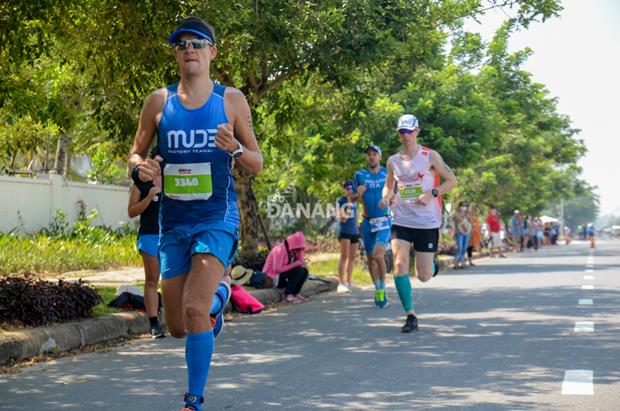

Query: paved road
left=2, top=240, right=619, bottom=410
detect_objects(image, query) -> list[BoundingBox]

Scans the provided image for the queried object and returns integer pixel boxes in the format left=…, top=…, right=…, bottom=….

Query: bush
left=235, top=247, right=269, bottom=271
left=0, top=276, right=102, bottom=326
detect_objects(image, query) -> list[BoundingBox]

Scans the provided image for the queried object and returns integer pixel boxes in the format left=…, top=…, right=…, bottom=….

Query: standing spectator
left=551, top=223, right=559, bottom=245
left=522, top=215, right=531, bottom=250
left=534, top=217, right=543, bottom=249
left=262, top=231, right=309, bottom=303
left=543, top=223, right=552, bottom=246
left=565, top=226, right=573, bottom=245
left=467, top=205, right=481, bottom=266
left=586, top=223, right=595, bottom=249
left=510, top=210, right=524, bottom=252
left=337, top=181, right=358, bottom=293
left=452, top=202, right=472, bottom=269
left=486, top=206, right=506, bottom=258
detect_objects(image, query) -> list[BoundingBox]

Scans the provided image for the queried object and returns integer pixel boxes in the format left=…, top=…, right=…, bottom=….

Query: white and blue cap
left=396, top=114, right=419, bottom=131
left=365, top=144, right=382, bottom=157
left=168, top=17, right=215, bottom=44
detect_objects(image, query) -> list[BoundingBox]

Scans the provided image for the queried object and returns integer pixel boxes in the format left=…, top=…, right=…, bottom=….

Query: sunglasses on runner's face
left=173, top=38, right=212, bottom=51
left=397, top=129, right=416, bottom=135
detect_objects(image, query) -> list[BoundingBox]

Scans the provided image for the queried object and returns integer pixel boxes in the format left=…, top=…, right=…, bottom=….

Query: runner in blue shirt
left=350, top=145, right=390, bottom=307
left=337, top=181, right=359, bottom=293
left=128, top=17, right=263, bottom=411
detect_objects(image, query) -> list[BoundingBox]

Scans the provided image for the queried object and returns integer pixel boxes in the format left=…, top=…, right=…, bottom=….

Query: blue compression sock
left=378, top=279, right=386, bottom=290
left=373, top=279, right=380, bottom=290
left=394, top=274, right=414, bottom=312
left=185, top=330, right=214, bottom=406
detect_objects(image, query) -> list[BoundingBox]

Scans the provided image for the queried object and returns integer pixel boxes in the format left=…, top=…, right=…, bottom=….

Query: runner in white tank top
left=389, top=145, right=442, bottom=229
left=378, top=114, right=458, bottom=333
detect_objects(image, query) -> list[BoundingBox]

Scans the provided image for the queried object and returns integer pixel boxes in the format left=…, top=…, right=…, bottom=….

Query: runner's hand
left=357, top=184, right=367, bottom=196
left=415, top=192, right=432, bottom=205
left=137, top=156, right=162, bottom=182
left=148, top=185, right=161, bottom=199
left=379, top=196, right=391, bottom=209
left=215, top=123, right=239, bottom=153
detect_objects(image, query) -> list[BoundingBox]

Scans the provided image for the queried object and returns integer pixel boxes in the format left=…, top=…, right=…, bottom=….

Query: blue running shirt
left=157, top=82, right=239, bottom=231
left=353, top=167, right=389, bottom=220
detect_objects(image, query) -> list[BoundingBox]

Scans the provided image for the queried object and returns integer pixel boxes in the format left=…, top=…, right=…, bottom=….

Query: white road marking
left=582, top=285, right=595, bottom=290
left=584, top=275, right=594, bottom=280
left=585, top=269, right=594, bottom=273
left=574, top=322, right=594, bottom=333
left=562, top=370, right=593, bottom=395
left=579, top=299, right=593, bottom=305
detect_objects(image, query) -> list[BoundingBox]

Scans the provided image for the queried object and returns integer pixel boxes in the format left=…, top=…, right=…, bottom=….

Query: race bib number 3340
left=163, top=163, right=213, bottom=201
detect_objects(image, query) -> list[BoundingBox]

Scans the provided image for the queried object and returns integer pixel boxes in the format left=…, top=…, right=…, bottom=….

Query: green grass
left=309, top=258, right=374, bottom=286
left=0, top=233, right=142, bottom=276
left=92, top=286, right=122, bottom=316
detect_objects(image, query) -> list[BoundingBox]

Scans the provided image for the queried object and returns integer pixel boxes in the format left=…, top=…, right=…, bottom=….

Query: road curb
left=0, top=278, right=337, bottom=366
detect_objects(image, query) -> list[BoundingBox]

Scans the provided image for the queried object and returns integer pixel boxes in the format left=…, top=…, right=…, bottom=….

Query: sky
left=463, top=0, right=620, bottom=217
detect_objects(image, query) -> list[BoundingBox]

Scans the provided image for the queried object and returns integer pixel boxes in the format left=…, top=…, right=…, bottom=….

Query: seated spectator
left=262, top=231, right=309, bottom=304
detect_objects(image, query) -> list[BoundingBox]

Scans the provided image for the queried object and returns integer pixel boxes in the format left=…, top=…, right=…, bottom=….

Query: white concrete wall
left=0, top=174, right=132, bottom=233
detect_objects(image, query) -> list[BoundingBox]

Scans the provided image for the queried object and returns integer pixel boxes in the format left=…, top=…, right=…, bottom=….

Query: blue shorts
left=137, top=234, right=159, bottom=257
left=361, top=219, right=391, bottom=255
left=159, top=222, right=239, bottom=280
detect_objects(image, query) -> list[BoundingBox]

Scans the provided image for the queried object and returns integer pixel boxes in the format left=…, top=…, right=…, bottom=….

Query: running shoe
left=401, top=314, right=419, bottom=333
left=210, top=281, right=231, bottom=338
left=181, top=393, right=204, bottom=411
left=432, top=256, right=439, bottom=277
left=337, top=284, right=351, bottom=293
left=376, top=289, right=388, bottom=308
left=150, top=323, right=165, bottom=339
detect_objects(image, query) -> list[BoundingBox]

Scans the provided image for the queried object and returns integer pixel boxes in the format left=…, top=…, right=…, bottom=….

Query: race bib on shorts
left=369, top=216, right=390, bottom=233
left=400, top=182, right=423, bottom=201
left=163, top=163, right=212, bottom=201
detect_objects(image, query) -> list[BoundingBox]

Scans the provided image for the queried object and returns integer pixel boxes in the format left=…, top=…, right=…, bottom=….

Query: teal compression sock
left=394, top=274, right=414, bottom=312
left=373, top=279, right=380, bottom=290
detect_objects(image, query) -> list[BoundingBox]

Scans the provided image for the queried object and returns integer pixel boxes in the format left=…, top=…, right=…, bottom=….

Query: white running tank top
left=388, top=145, right=442, bottom=229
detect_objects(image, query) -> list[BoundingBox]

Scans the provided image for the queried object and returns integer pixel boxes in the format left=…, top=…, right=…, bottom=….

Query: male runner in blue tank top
left=128, top=17, right=263, bottom=411
left=350, top=145, right=390, bottom=308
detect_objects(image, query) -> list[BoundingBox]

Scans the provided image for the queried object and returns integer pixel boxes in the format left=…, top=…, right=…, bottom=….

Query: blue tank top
left=157, top=82, right=239, bottom=232
left=353, top=167, right=390, bottom=220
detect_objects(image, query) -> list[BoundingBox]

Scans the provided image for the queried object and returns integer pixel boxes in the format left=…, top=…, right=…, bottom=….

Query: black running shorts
left=391, top=225, right=439, bottom=253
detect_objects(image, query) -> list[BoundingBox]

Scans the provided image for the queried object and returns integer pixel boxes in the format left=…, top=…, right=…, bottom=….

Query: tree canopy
left=1, top=0, right=595, bottom=244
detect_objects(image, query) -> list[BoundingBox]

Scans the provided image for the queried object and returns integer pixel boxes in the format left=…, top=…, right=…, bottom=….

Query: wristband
left=131, top=165, right=141, bottom=184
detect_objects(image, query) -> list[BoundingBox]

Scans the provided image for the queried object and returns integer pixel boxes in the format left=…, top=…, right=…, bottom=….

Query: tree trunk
left=54, top=135, right=69, bottom=175
left=234, top=168, right=267, bottom=255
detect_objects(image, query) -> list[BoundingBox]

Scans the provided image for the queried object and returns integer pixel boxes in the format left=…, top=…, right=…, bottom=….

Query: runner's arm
left=128, top=90, right=165, bottom=182
left=220, top=88, right=263, bottom=175
left=429, top=150, right=457, bottom=195
left=349, top=172, right=366, bottom=201
left=128, top=185, right=155, bottom=218
left=379, top=160, right=395, bottom=208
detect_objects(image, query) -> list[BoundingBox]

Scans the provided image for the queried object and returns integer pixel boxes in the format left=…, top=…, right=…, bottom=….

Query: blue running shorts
left=361, top=219, right=391, bottom=256
left=159, top=222, right=239, bottom=279
left=137, top=234, right=159, bottom=258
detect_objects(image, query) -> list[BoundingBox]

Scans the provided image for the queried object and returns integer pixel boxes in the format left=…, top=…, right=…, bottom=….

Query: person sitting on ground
left=262, top=231, right=309, bottom=303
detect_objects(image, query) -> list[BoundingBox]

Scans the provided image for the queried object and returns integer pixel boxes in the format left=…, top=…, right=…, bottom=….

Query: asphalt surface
left=1, top=240, right=619, bottom=410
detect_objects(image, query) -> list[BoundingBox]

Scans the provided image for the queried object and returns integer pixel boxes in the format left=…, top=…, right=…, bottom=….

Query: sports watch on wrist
left=230, top=141, right=244, bottom=159
left=431, top=188, right=439, bottom=198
